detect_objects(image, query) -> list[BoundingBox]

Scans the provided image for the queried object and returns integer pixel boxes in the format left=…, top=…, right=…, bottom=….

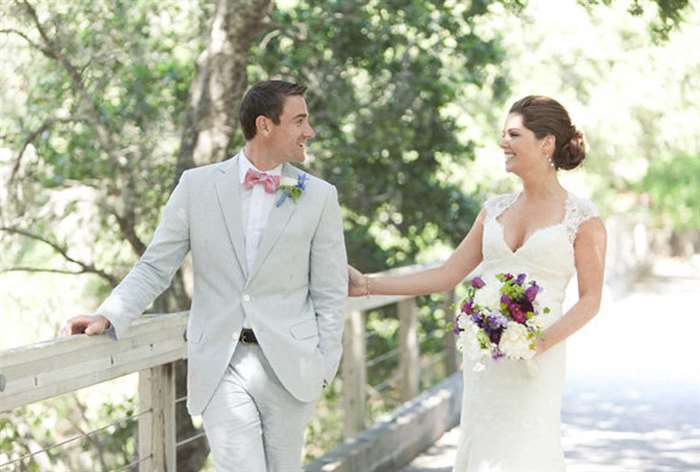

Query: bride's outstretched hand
left=347, top=265, right=368, bottom=297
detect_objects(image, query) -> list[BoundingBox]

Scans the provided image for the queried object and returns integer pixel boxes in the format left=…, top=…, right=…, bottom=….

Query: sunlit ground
left=402, top=256, right=700, bottom=472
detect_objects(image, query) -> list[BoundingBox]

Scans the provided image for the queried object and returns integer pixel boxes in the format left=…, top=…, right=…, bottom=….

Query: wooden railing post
left=342, top=309, right=366, bottom=438
left=139, top=362, right=176, bottom=472
left=398, top=299, right=419, bottom=402
left=443, top=289, right=459, bottom=375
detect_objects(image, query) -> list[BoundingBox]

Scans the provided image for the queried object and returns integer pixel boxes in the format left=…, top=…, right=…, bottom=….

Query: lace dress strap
left=564, top=194, right=599, bottom=244
left=483, top=193, right=519, bottom=220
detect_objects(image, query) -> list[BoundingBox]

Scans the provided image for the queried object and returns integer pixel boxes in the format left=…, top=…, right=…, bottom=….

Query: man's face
left=268, top=95, right=316, bottom=163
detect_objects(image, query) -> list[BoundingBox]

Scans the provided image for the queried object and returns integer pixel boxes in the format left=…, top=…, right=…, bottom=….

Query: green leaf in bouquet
left=477, top=330, right=491, bottom=349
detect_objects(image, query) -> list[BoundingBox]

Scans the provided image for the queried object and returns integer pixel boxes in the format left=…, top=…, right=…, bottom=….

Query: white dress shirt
left=238, top=151, right=282, bottom=327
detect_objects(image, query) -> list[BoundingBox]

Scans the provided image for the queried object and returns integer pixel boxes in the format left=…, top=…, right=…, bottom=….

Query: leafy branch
left=0, top=226, right=117, bottom=286
left=8, top=117, right=83, bottom=187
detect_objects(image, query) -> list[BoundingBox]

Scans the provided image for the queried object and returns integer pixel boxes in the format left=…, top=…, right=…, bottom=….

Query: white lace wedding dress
left=454, top=191, right=598, bottom=472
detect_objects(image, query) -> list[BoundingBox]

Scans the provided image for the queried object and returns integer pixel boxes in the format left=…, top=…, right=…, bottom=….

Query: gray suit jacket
left=96, top=154, right=348, bottom=414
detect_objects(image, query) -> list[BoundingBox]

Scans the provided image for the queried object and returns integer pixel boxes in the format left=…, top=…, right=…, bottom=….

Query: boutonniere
left=275, top=174, right=308, bottom=207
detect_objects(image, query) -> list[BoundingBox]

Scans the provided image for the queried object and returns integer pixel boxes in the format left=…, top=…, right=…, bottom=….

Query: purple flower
left=461, top=300, right=474, bottom=314
left=488, top=313, right=508, bottom=330
left=452, top=323, right=462, bottom=334
left=516, top=273, right=527, bottom=285
left=500, top=294, right=512, bottom=306
left=525, top=284, right=540, bottom=302
left=510, top=305, right=526, bottom=324
left=503, top=273, right=514, bottom=281
left=471, top=277, right=486, bottom=289
left=296, top=173, right=308, bottom=190
left=488, top=329, right=502, bottom=344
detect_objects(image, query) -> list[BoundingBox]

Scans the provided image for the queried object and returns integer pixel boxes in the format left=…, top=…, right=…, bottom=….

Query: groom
left=65, top=80, right=348, bottom=471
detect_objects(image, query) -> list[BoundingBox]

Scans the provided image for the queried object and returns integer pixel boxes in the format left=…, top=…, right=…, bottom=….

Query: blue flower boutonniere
left=275, top=173, right=308, bottom=207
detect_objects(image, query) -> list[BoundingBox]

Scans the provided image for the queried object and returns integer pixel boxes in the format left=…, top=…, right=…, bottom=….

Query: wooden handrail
left=0, top=312, right=188, bottom=413
left=0, top=262, right=455, bottom=471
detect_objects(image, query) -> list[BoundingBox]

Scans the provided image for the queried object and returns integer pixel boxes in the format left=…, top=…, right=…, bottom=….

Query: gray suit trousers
left=202, top=343, right=316, bottom=471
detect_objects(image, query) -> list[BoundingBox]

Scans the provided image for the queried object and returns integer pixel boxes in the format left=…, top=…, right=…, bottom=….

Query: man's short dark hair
left=239, top=80, right=307, bottom=140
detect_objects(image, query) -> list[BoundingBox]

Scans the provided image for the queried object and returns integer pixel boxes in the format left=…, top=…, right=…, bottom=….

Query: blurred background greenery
left=1, top=0, right=698, bottom=470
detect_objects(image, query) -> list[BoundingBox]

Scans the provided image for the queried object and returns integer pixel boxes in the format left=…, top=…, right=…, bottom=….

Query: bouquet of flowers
left=454, top=272, right=550, bottom=366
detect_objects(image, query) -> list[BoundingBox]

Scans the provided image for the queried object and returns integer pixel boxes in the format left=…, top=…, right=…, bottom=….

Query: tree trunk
left=174, top=0, right=274, bottom=186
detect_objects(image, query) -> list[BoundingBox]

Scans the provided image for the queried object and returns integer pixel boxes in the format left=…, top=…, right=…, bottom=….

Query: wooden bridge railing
left=0, top=262, right=459, bottom=470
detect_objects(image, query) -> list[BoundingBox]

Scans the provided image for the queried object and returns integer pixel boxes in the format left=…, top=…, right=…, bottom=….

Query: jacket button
left=243, top=294, right=251, bottom=302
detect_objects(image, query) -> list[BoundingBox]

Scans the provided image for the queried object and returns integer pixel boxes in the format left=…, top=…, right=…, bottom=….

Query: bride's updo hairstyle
left=509, top=96, right=586, bottom=170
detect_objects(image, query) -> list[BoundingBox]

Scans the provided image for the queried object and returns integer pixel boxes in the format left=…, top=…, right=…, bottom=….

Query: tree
left=580, top=0, right=691, bottom=40
left=640, top=152, right=700, bottom=255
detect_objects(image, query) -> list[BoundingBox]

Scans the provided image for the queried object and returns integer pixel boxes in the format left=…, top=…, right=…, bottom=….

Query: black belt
left=239, top=328, right=258, bottom=344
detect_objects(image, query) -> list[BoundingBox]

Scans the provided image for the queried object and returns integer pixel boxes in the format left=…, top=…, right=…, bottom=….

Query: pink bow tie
left=244, top=169, right=280, bottom=193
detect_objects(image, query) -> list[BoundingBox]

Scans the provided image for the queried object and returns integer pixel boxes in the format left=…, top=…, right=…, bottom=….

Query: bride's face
left=499, top=113, right=549, bottom=176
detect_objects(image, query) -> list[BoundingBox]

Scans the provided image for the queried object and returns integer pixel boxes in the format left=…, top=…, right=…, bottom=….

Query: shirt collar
left=238, top=149, right=283, bottom=184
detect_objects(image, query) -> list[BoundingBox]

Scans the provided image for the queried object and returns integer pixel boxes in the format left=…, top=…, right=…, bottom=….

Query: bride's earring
left=545, top=154, right=554, bottom=168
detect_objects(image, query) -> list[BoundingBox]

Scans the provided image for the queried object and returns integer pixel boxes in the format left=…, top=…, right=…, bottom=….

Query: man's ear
left=255, top=116, right=272, bottom=136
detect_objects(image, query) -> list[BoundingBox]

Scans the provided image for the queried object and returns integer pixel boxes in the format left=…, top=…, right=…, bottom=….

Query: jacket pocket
left=289, top=319, right=319, bottom=340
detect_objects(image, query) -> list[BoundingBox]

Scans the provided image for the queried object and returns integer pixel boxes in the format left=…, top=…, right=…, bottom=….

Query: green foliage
left=630, top=0, right=690, bottom=39
left=578, top=0, right=690, bottom=40
left=0, top=407, right=41, bottom=471
left=417, top=293, right=452, bottom=353
left=250, top=0, right=506, bottom=270
left=640, top=152, right=700, bottom=230
left=0, top=394, right=137, bottom=470
left=304, top=381, right=343, bottom=461
left=2, top=0, right=202, bottom=274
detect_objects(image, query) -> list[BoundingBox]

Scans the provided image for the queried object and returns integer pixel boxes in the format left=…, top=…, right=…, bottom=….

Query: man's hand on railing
left=63, top=315, right=111, bottom=336
left=347, top=265, right=369, bottom=297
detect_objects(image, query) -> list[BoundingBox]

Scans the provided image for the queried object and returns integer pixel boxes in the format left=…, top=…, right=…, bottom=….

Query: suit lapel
left=248, top=164, right=301, bottom=281
left=214, top=154, right=248, bottom=277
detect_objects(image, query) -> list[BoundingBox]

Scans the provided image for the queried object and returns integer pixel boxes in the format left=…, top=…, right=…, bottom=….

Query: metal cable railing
left=366, top=347, right=400, bottom=369
left=0, top=395, right=211, bottom=470
left=0, top=409, right=150, bottom=469
left=175, top=430, right=207, bottom=449
left=113, top=454, right=152, bottom=472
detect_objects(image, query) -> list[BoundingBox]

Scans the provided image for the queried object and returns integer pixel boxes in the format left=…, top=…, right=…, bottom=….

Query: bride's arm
left=348, top=209, right=487, bottom=297
left=537, top=218, right=607, bottom=353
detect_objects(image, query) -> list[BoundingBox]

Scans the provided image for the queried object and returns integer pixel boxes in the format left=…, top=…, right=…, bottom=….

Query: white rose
left=526, top=310, right=555, bottom=330
left=459, top=321, right=485, bottom=360
left=526, top=315, right=545, bottom=330
left=457, top=314, right=469, bottom=331
left=473, top=277, right=501, bottom=311
left=280, top=176, right=298, bottom=187
left=498, top=321, right=535, bottom=360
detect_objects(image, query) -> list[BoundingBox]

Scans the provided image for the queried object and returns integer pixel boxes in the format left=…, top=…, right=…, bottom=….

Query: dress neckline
left=493, top=190, right=571, bottom=255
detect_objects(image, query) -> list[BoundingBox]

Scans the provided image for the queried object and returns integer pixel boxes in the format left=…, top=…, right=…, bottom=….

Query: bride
left=348, top=95, right=607, bottom=471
